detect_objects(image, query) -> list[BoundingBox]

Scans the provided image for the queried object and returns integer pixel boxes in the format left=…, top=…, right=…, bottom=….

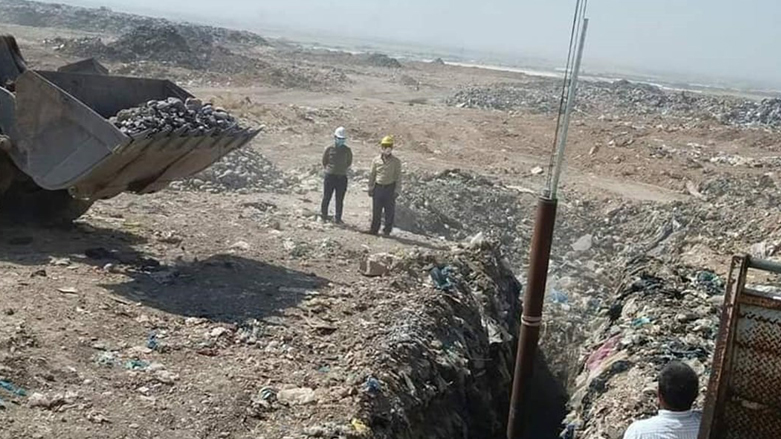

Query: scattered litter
left=0, top=380, right=27, bottom=397
left=364, top=377, right=381, bottom=394
left=94, top=351, right=119, bottom=367
left=430, top=266, right=455, bottom=291
left=57, top=287, right=79, bottom=295
left=550, top=289, right=569, bottom=305
left=259, top=387, right=277, bottom=402
left=146, top=332, right=159, bottom=351
left=124, top=359, right=150, bottom=371
left=351, top=418, right=370, bottom=435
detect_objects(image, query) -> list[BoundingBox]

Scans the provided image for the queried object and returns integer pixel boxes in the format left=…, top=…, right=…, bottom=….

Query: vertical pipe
left=549, top=18, right=589, bottom=200
left=507, top=197, right=558, bottom=439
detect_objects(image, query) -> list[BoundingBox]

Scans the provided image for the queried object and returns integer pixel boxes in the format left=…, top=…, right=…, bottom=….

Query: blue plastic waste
left=0, top=380, right=27, bottom=397
left=550, top=288, right=569, bottom=304
left=430, top=266, right=455, bottom=291
left=365, top=377, right=381, bottom=394
left=146, top=331, right=159, bottom=350
left=124, top=359, right=149, bottom=370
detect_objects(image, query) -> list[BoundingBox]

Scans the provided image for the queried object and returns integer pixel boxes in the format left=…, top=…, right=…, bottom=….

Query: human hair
left=658, top=361, right=699, bottom=411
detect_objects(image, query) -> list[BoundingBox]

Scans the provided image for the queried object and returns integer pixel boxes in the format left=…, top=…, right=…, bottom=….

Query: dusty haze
left=36, top=0, right=781, bottom=89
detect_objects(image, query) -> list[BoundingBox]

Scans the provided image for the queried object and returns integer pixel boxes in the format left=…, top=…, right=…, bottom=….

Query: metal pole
left=549, top=18, right=589, bottom=200
left=507, top=15, right=589, bottom=439
left=507, top=197, right=558, bottom=439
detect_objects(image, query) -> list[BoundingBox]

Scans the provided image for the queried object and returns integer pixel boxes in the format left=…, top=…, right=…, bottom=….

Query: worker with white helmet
left=321, top=126, right=353, bottom=224
left=367, top=135, right=402, bottom=236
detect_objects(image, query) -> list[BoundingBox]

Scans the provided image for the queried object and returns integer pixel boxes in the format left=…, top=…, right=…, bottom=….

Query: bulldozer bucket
left=9, top=70, right=259, bottom=199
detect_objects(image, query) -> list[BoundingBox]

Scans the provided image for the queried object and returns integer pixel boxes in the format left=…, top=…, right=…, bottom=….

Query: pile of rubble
left=0, top=0, right=268, bottom=47
left=169, top=149, right=293, bottom=194
left=448, top=78, right=781, bottom=130
left=361, top=53, right=402, bottom=69
left=396, top=169, right=534, bottom=256
left=47, top=24, right=265, bottom=74
left=720, top=97, right=781, bottom=128
left=563, top=257, right=723, bottom=438
left=110, top=97, right=244, bottom=136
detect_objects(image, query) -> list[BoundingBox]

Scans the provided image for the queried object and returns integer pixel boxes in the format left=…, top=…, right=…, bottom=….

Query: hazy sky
left=42, top=0, right=781, bottom=87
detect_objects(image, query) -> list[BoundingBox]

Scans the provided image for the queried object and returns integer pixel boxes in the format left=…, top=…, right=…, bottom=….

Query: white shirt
left=623, top=410, right=702, bottom=439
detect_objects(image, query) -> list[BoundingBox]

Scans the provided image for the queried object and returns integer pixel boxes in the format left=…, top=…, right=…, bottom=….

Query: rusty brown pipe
left=507, top=196, right=558, bottom=439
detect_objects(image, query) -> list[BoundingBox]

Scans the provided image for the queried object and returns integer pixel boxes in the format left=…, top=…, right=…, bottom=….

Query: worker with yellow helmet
left=367, top=135, right=402, bottom=236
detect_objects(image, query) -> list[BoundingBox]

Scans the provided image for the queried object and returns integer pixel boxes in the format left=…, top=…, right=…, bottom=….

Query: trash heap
left=350, top=241, right=522, bottom=438
left=448, top=79, right=781, bottom=130
left=169, top=148, right=293, bottom=194
left=0, top=0, right=268, bottom=47
left=45, top=23, right=267, bottom=74
left=351, top=241, right=566, bottom=439
left=361, top=53, right=403, bottom=69
left=396, top=169, right=534, bottom=255
left=720, top=97, right=781, bottom=128
left=563, top=257, right=723, bottom=439
left=111, top=24, right=207, bottom=69
left=110, top=97, right=243, bottom=136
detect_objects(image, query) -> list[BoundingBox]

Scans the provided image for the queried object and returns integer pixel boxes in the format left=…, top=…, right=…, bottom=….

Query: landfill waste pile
left=562, top=257, right=723, bottom=439
left=363, top=53, right=402, bottom=69
left=349, top=241, right=565, bottom=439
left=169, top=149, right=294, bottom=194
left=720, top=97, right=781, bottom=128
left=448, top=79, right=781, bottom=130
left=0, top=0, right=268, bottom=47
left=46, top=24, right=266, bottom=74
left=396, top=169, right=533, bottom=255
left=44, top=24, right=350, bottom=90
left=110, top=97, right=245, bottom=136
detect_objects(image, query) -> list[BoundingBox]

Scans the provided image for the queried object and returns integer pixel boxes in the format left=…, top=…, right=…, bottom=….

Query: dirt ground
left=1, top=10, right=780, bottom=439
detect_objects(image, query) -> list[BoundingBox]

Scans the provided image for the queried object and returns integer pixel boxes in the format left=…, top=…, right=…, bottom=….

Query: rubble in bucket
left=110, top=98, right=245, bottom=136
left=563, top=257, right=723, bottom=438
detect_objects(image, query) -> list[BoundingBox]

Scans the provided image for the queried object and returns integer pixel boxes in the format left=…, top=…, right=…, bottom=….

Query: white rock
left=277, top=387, right=316, bottom=405
left=571, top=234, right=593, bottom=252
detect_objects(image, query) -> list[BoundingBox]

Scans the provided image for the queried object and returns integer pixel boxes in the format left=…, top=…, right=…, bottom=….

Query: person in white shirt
left=623, top=361, right=702, bottom=439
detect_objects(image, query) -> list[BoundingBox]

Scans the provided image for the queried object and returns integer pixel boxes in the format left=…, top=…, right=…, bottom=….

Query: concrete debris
left=110, top=98, right=245, bottom=136
left=277, top=387, right=316, bottom=405
left=359, top=253, right=395, bottom=277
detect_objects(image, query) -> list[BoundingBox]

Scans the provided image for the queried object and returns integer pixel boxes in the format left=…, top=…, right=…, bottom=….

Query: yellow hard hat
left=380, top=135, right=394, bottom=147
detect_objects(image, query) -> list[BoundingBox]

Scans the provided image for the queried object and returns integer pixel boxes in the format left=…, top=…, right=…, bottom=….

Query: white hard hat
left=334, top=126, right=346, bottom=139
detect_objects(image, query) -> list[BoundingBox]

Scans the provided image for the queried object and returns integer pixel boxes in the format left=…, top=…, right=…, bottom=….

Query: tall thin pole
left=507, top=15, right=589, bottom=439
left=549, top=18, right=588, bottom=199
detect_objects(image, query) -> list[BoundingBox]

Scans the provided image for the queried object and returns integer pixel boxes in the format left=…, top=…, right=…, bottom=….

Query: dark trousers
left=370, top=183, right=396, bottom=235
left=321, top=174, right=348, bottom=221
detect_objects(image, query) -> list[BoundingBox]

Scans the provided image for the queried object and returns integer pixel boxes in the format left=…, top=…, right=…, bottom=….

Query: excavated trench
left=360, top=243, right=572, bottom=439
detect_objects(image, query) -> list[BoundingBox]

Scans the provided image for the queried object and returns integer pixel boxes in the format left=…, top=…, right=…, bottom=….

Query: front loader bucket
left=9, top=70, right=259, bottom=199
